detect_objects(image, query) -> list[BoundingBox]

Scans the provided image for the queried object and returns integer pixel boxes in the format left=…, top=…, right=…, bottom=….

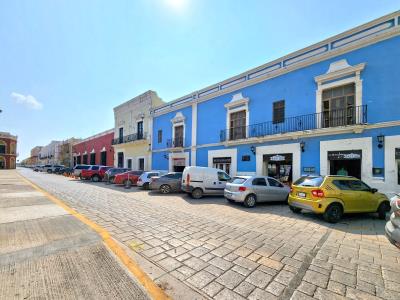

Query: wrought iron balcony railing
left=112, top=132, right=147, bottom=145
left=220, top=105, right=367, bottom=142
left=167, top=137, right=185, bottom=148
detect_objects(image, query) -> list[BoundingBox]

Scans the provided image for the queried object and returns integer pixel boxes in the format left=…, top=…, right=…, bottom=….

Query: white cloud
left=11, top=92, right=43, bottom=110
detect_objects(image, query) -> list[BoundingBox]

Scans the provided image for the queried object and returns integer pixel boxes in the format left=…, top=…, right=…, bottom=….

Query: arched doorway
left=0, top=156, right=6, bottom=169
left=10, top=157, right=16, bottom=169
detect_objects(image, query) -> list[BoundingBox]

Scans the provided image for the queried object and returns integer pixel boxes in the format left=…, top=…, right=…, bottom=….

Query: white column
left=191, top=103, right=197, bottom=166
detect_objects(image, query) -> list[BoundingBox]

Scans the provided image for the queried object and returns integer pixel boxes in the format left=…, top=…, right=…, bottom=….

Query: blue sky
left=1, top=0, right=399, bottom=160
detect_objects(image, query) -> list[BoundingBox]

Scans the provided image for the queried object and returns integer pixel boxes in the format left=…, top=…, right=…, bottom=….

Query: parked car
left=47, top=164, right=65, bottom=173
left=73, top=164, right=90, bottom=177
left=114, top=171, right=144, bottom=185
left=385, top=193, right=400, bottom=249
left=80, top=165, right=106, bottom=181
left=288, top=175, right=390, bottom=223
left=224, top=176, right=290, bottom=207
left=42, top=164, right=53, bottom=172
left=33, top=165, right=43, bottom=172
left=104, top=168, right=130, bottom=183
left=181, top=166, right=231, bottom=199
left=150, top=172, right=183, bottom=194
left=56, top=167, right=73, bottom=175
left=98, top=166, right=113, bottom=181
left=137, top=171, right=167, bottom=189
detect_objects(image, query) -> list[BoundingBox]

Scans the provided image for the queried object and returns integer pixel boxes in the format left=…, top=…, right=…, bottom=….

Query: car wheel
left=191, top=188, right=203, bottom=199
left=244, top=194, right=257, bottom=208
left=92, top=175, right=100, bottom=182
left=289, top=205, right=301, bottom=213
left=323, top=203, right=343, bottom=223
left=377, top=202, right=390, bottom=220
left=160, top=184, right=171, bottom=194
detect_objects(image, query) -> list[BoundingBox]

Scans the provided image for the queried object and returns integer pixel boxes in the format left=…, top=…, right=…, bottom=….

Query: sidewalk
left=0, top=170, right=151, bottom=299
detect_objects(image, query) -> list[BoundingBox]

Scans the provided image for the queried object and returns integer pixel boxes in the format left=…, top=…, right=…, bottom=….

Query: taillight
left=186, top=174, right=190, bottom=186
left=239, top=186, right=247, bottom=192
left=394, top=199, right=400, bottom=209
left=311, top=189, right=324, bottom=198
left=290, top=186, right=293, bottom=193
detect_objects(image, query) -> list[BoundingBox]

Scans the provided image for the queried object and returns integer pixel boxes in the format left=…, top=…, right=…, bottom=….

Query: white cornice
left=152, top=12, right=400, bottom=117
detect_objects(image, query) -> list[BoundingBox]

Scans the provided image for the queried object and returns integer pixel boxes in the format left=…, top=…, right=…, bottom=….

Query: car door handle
left=213, top=182, right=216, bottom=185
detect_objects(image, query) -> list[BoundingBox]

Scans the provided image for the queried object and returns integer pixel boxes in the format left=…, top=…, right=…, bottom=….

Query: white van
left=181, top=166, right=231, bottom=199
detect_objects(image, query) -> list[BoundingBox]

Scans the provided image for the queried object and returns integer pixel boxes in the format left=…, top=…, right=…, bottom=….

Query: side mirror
left=371, top=188, right=378, bottom=193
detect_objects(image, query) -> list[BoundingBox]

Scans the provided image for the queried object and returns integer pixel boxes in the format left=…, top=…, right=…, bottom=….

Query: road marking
left=18, top=173, right=169, bottom=300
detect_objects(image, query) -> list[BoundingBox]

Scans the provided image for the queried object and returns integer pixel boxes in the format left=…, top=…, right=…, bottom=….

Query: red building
left=72, top=129, right=114, bottom=166
left=0, top=132, right=17, bottom=169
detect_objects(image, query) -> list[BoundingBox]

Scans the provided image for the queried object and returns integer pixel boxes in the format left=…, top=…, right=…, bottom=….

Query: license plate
left=297, top=192, right=306, bottom=198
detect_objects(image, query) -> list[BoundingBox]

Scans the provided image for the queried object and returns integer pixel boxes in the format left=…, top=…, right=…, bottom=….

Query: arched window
left=0, top=140, right=6, bottom=154
left=10, top=142, right=16, bottom=154
left=0, top=156, right=6, bottom=169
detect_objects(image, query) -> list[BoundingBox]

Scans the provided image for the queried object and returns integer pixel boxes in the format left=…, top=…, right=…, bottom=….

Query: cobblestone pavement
left=19, top=169, right=400, bottom=300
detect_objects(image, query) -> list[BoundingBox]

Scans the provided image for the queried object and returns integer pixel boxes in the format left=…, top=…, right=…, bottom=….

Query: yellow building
left=112, top=90, right=164, bottom=170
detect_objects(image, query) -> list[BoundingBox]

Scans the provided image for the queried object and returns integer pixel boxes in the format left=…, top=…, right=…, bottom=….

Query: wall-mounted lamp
left=250, top=146, right=256, bottom=155
left=300, top=141, right=305, bottom=152
left=377, top=135, right=385, bottom=148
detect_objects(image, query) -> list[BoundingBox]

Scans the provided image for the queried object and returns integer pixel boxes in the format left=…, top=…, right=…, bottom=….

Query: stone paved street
left=19, top=168, right=400, bottom=300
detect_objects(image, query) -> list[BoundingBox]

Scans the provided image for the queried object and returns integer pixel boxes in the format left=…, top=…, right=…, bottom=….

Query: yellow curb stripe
left=18, top=173, right=169, bottom=300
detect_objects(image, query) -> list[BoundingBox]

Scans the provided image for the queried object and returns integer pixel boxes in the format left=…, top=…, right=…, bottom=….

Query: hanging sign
left=327, top=150, right=362, bottom=160
left=268, top=154, right=286, bottom=162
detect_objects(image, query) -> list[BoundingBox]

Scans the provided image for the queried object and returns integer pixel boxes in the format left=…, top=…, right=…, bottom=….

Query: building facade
left=38, top=141, right=62, bottom=164
left=30, top=146, right=42, bottom=165
left=0, top=132, right=17, bottom=169
left=112, top=90, right=164, bottom=170
left=72, top=130, right=114, bottom=166
left=151, top=11, right=400, bottom=195
left=57, top=138, right=81, bottom=167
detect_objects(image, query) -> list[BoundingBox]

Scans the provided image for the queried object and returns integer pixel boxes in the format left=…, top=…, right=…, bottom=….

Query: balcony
left=112, top=132, right=147, bottom=145
left=220, top=105, right=367, bottom=142
left=167, top=137, right=185, bottom=148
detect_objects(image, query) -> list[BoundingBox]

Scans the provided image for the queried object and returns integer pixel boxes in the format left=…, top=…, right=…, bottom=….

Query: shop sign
left=269, top=154, right=286, bottom=162
left=327, top=150, right=362, bottom=160
left=303, top=167, right=316, bottom=173
left=173, top=158, right=186, bottom=166
left=242, top=155, right=251, bottom=161
left=213, top=157, right=232, bottom=164
left=396, top=148, right=400, bottom=159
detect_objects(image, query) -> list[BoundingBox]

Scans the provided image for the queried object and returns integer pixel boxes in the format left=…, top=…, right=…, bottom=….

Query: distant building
left=72, top=130, right=114, bottom=166
left=39, top=141, right=62, bottom=164
left=57, top=138, right=82, bottom=167
left=29, top=146, right=43, bottom=165
left=112, top=90, right=164, bottom=170
left=0, top=132, right=17, bottom=169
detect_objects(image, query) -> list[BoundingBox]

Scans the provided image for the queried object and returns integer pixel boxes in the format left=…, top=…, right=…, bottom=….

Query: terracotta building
left=0, top=132, right=17, bottom=169
left=72, top=129, right=114, bottom=166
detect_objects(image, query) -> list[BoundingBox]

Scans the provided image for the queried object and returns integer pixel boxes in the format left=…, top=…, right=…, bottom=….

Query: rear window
left=91, top=166, right=99, bottom=171
left=293, top=176, right=324, bottom=187
left=231, top=177, right=247, bottom=184
left=147, top=173, right=158, bottom=178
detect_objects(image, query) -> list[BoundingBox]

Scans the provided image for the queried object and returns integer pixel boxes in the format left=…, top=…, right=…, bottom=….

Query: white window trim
left=315, top=59, right=365, bottom=124
left=171, top=112, right=186, bottom=147
left=384, top=135, right=400, bottom=194
left=168, top=152, right=189, bottom=172
left=208, top=148, right=237, bottom=176
left=255, top=143, right=301, bottom=181
left=320, top=137, right=372, bottom=184
left=225, top=93, right=249, bottom=139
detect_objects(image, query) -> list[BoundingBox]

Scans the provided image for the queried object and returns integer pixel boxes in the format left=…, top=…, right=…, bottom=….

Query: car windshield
left=294, top=176, right=324, bottom=187
left=231, top=177, right=247, bottom=184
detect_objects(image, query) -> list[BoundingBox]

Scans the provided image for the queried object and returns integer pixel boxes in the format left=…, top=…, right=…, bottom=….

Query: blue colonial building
left=151, top=11, right=400, bottom=195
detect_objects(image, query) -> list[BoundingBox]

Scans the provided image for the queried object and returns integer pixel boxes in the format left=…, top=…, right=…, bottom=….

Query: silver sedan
left=224, top=176, right=290, bottom=208
left=149, top=172, right=183, bottom=194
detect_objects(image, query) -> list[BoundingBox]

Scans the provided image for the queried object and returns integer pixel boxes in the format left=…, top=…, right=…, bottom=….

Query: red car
left=114, top=171, right=144, bottom=185
left=81, top=165, right=112, bottom=182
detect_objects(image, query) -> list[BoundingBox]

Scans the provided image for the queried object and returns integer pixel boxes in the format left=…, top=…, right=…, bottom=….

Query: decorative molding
left=171, top=112, right=186, bottom=124
left=315, top=60, right=366, bottom=83
left=152, top=11, right=399, bottom=116
left=224, top=93, right=249, bottom=109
